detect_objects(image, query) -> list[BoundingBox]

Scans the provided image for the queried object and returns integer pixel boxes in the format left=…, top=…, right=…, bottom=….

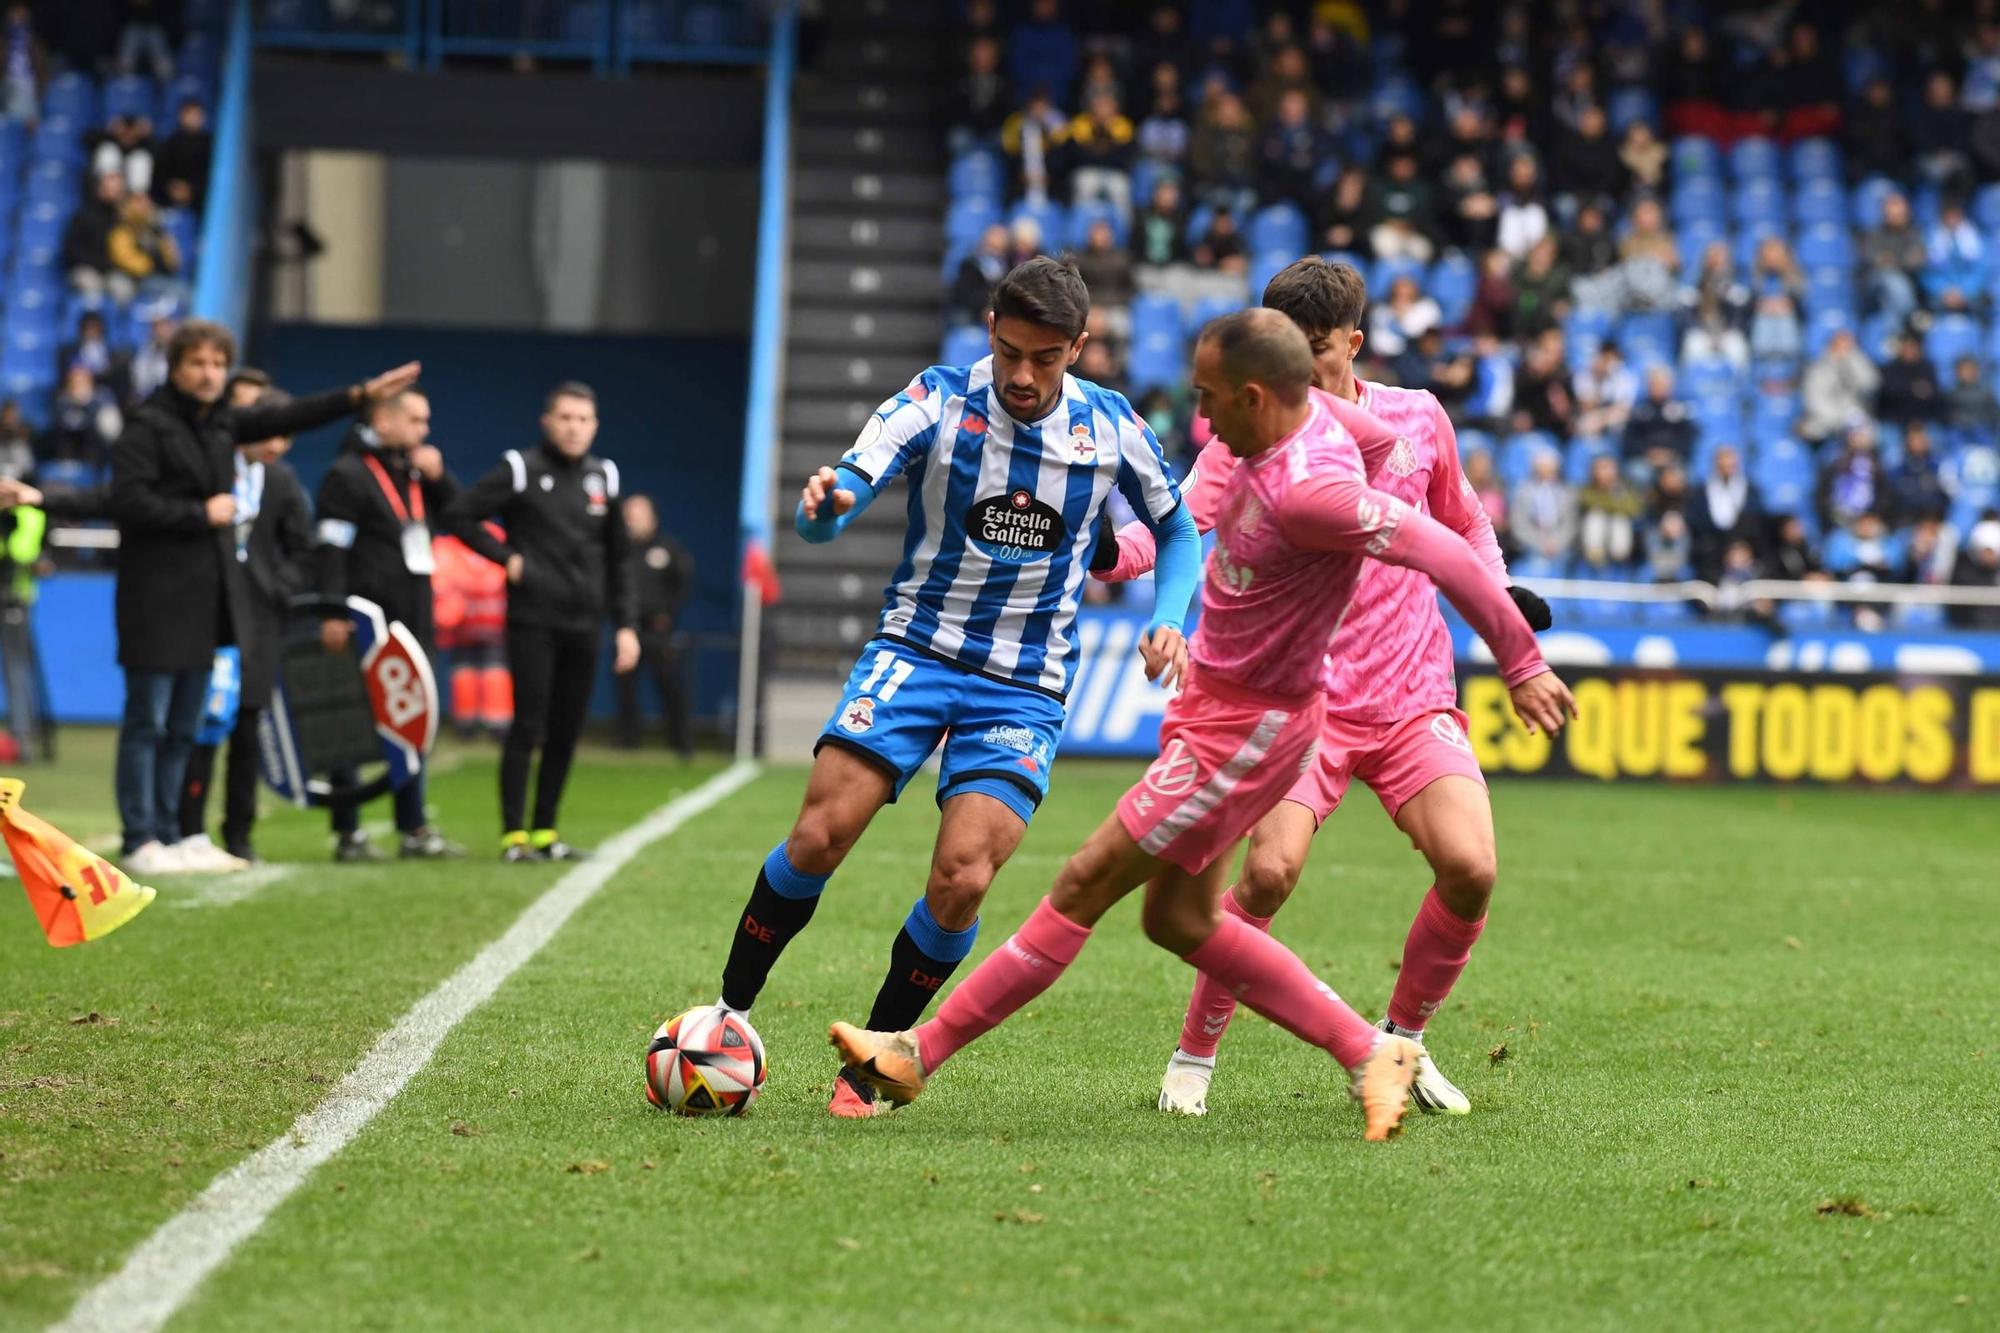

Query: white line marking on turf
left=52, top=762, right=760, bottom=1333
left=166, top=864, right=299, bottom=910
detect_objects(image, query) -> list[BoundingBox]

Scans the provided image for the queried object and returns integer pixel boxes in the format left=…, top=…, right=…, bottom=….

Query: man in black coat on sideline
left=315, top=386, right=465, bottom=861
left=177, top=372, right=317, bottom=865
left=105, top=320, right=419, bottom=876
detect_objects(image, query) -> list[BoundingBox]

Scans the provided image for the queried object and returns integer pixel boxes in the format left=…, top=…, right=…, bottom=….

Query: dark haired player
left=1100, top=258, right=1553, bottom=1117
left=692, top=257, right=1203, bottom=1117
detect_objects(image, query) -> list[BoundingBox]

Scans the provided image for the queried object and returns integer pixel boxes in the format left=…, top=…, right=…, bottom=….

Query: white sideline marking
left=166, top=864, right=299, bottom=910
left=53, top=762, right=761, bottom=1333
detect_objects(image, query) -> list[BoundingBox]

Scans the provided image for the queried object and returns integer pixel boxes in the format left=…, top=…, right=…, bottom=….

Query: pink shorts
left=1117, top=671, right=1326, bottom=874
left=1284, top=706, right=1486, bottom=825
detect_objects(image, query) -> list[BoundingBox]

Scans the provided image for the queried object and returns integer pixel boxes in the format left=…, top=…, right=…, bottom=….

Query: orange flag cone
left=0, top=778, right=156, bottom=947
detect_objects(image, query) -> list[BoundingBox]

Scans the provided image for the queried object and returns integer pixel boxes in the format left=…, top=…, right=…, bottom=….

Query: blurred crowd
left=942, top=1, right=2000, bottom=629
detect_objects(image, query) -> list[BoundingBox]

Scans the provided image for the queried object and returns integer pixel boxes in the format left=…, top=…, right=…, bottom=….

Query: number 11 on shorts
left=859, top=650, right=916, bottom=700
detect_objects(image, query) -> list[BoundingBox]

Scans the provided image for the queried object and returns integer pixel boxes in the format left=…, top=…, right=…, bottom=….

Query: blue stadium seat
left=1065, top=199, right=1126, bottom=249
left=41, top=72, right=95, bottom=125
left=1319, top=249, right=1368, bottom=278
left=1926, top=314, right=1981, bottom=378
left=1849, top=176, right=1897, bottom=230
left=1732, top=179, right=1787, bottom=228
left=1129, top=159, right=1172, bottom=210
left=1802, top=264, right=1855, bottom=315
left=949, top=152, right=1002, bottom=202
left=31, top=115, right=85, bottom=166
left=1679, top=356, right=1742, bottom=405
left=1564, top=436, right=1612, bottom=484
left=1127, top=326, right=1185, bottom=394
left=940, top=324, right=988, bottom=366
left=1369, top=75, right=1426, bottom=126
left=1372, top=254, right=1427, bottom=294
left=0, top=329, right=55, bottom=391
left=1755, top=435, right=1809, bottom=469
left=1910, top=181, right=1944, bottom=230
left=1729, top=137, right=1781, bottom=181
left=1791, top=178, right=1846, bottom=227
left=1499, top=431, right=1558, bottom=486
left=1786, top=137, right=1842, bottom=183
left=1130, top=293, right=1185, bottom=343
left=1805, top=307, right=1855, bottom=358
left=102, top=75, right=158, bottom=126
left=1180, top=201, right=1215, bottom=248
left=1674, top=217, right=1726, bottom=275
left=0, top=118, right=26, bottom=171
left=1455, top=427, right=1494, bottom=464
left=1669, top=177, right=1727, bottom=227
left=1008, top=199, right=1066, bottom=249
left=1606, top=86, right=1656, bottom=134
left=945, top=196, right=999, bottom=247
left=1733, top=223, right=1784, bottom=274
left=1976, top=183, right=2000, bottom=234
left=1186, top=292, right=1244, bottom=333
left=24, top=166, right=77, bottom=211
left=1429, top=254, right=1476, bottom=325
left=179, top=33, right=220, bottom=83
left=1617, top=311, right=1677, bottom=366
left=1669, top=135, right=1722, bottom=181
left=16, top=200, right=66, bottom=257
left=1753, top=456, right=1814, bottom=515
left=1249, top=251, right=1293, bottom=301
left=1752, top=392, right=1800, bottom=433
left=1563, top=306, right=1614, bottom=351
left=167, top=73, right=213, bottom=115
left=1246, top=203, right=1307, bottom=258
left=1861, top=310, right=1902, bottom=362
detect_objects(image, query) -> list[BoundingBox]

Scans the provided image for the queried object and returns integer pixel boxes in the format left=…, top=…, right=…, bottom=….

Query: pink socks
left=1176, top=891, right=1271, bottom=1058
left=1183, top=913, right=1380, bottom=1068
left=1388, top=887, right=1485, bottom=1033
left=915, top=897, right=1090, bottom=1072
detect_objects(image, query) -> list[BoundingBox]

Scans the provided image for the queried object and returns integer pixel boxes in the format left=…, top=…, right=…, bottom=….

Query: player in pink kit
left=831, top=311, right=1572, bottom=1142
left=1097, top=259, right=1555, bottom=1117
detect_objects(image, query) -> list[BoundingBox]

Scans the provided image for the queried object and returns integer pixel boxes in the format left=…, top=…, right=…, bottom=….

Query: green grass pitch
left=2, top=729, right=1995, bottom=1329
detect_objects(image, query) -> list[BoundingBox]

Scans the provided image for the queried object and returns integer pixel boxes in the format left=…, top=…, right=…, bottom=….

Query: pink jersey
left=1106, top=382, right=1509, bottom=724
left=1191, top=395, right=1546, bottom=701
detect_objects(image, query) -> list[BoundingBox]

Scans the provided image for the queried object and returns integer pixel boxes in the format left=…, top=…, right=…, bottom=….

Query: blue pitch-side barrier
left=192, top=0, right=253, bottom=334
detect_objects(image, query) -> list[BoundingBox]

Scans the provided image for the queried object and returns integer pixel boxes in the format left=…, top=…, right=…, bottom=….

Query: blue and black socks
left=719, top=843, right=830, bottom=1013
left=865, top=898, right=980, bottom=1032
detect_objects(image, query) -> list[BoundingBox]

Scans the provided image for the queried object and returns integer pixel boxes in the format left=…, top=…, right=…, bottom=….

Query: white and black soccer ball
left=644, top=1005, right=767, bottom=1117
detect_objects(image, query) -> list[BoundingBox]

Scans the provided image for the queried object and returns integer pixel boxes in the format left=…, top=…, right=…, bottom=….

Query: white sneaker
left=1379, top=1020, right=1470, bottom=1115
left=1157, top=1052, right=1214, bottom=1116
left=122, top=841, right=180, bottom=877
left=176, top=835, right=249, bottom=873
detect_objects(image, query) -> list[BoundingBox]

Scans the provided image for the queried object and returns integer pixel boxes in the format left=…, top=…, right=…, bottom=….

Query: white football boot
left=1157, top=1051, right=1215, bottom=1116
left=176, top=834, right=249, bottom=873
left=1380, top=1019, right=1470, bottom=1115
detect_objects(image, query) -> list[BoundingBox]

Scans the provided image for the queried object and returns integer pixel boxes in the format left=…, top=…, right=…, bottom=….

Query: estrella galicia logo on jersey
left=839, top=697, right=876, bottom=734
left=968, top=489, right=1067, bottom=564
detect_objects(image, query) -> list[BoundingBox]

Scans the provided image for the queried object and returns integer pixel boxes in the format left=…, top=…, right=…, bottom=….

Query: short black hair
left=1261, top=256, right=1367, bottom=335
left=166, top=319, right=236, bottom=372
left=990, top=255, right=1090, bottom=340
left=226, top=366, right=271, bottom=397
left=545, top=381, right=597, bottom=411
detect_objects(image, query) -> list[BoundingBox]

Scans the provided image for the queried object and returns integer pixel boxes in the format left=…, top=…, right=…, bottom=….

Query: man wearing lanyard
left=316, top=387, right=466, bottom=862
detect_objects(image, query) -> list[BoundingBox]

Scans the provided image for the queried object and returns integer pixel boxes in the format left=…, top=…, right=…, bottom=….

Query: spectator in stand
left=1404, top=327, right=1474, bottom=406
left=958, top=36, right=1009, bottom=142
left=1847, top=78, right=1905, bottom=182
left=1074, top=339, right=1120, bottom=394
left=1257, top=87, right=1321, bottom=210
left=1767, top=514, right=1817, bottom=580
left=1510, top=448, right=1577, bottom=564
left=1862, top=192, right=1927, bottom=323
left=109, top=192, right=184, bottom=304
left=1512, top=235, right=1571, bottom=335
left=1747, top=288, right=1803, bottom=364
left=1576, top=453, right=1643, bottom=569
left=1770, top=21, right=1843, bottom=140
left=1429, top=102, right=1496, bottom=183
left=1008, top=0, right=1076, bottom=101
left=87, top=113, right=155, bottom=198
left=1910, top=70, right=1972, bottom=189
left=1464, top=447, right=1506, bottom=534
left=1067, top=89, right=1135, bottom=217
left=1875, top=333, right=1943, bottom=429
left=1189, top=205, right=1246, bottom=275
left=1648, top=462, right=1691, bottom=524
left=1623, top=365, right=1696, bottom=473
left=1551, top=103, right=1624, bottom=208
left=963, top=0, right=998, bottom=44
left=45, top=365, right=122, bottom=467
left=1496, top=63, right=1550, bottom=148
left=63, top=173, right=131, bottom=305
left=1749, top=234, right=1805, bottom=305
left=1075, top=52, right=1120, bottom=108
left=1074, top=217, right=1133, bottom=329
left=1130, top=174, right=1186, bottom=267
left=1511, top=328, right=1575, bottom=436
left=1945, top=354, right=2000, bottom=440
left=1681, top=240, right=1751, bottom=368
left=1614, top=196, right=1678, bottom=312
left=1799, top=329, right=1880, bottom=444
left=1439, top=151, right=1499, bottom=254
left=1819, top=424, right=1882, bottom=530
left=1644, top=508, right=1693, bottom=580
left=0, top=401, right=33, bottom=481
left=1082, top=306, right=1127, bottom=381
left=1617, top=120, right=1667, bottom=195
left=1494, top=153, right=1551, bottom=261
left=1370, top=136, right=1439, bottom=262
left=1561, top=199, right=1618, bottom=277
left=1923, top=199, right=1987, bottom=312
left=1573, top=340, right=1638, bottom=438
left=1247, top=42, right=1317, bottom=125
left=2, top=3, right=40, bottom=123
left=1889, top=422, right=1949, bottom=522
left=116, top=0, right=175, bottom=83
left=1903, top=514, right=1954, bottom=587
left=1136, top=62, right=1189, bottom=166
left=1689, top=445, right=1762, bottom=581
left=1366, top=274, right=1442, bottom=359
left=1966, top=20, right=2000, bottom=113
left=60, top=311, right=131, bottom=405
left=129, top=316, right=173, bottom=403
left=1314, top=165, right=1375, bottom=255
left=1187, top=88, right=1257, bottom=215
left=1464, top=247, right=1517, bottom=338
left=1947, top=516, right=2000, bottom=629
left=1304, top=12, right=1369, bottom=98
left=949, top=224, right=1010, bottom=325
left=1134, top=3, right=1192, bottom=87
left=1000, top=87, right=1068, bottom=204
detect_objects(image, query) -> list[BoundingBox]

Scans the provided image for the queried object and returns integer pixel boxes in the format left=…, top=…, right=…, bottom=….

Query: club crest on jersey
left=967, top=489, right=1066, bottom=564
left=839, top=697, right=876, bottom=734
left=1145, top=739, right=1199, bottom=796
left=1430, top=713, right=1473, bottom=753
left=1070, top=422, right=1096, bottom=462
left=1386, top=436, right=1418, bottom=477
left=583, top=471, right=608, bottom=515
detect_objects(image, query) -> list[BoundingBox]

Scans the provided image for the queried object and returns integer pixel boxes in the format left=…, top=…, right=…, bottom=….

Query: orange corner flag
left=0, top=778, right=156, bottom=947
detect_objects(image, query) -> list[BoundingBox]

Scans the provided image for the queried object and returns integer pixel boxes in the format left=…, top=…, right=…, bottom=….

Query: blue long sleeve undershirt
left=794, top=465, right=876, bottom=542
left=1142, top=501, right=1200, bottom=634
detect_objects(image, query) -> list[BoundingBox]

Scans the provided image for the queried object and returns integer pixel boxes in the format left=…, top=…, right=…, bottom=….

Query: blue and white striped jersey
left=841, top=355, right=1183, bottom=699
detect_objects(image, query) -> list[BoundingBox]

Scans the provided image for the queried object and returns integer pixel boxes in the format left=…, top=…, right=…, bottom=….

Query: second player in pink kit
left=1104, top=259, right=1557, bottom=1116
left=831, top=310, right=1573, bottom=1142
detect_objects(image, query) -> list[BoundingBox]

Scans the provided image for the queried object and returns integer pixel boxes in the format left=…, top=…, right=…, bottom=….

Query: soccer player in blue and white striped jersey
left=712, top=258, right=1204, bottom=1117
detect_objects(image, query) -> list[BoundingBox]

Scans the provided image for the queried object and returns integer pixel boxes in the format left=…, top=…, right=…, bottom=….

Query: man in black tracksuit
left=614, top=492, right=695, bottom=757
left=317, top=388, right=466, bottom=861
left=445, top=382, right=639, bottom=862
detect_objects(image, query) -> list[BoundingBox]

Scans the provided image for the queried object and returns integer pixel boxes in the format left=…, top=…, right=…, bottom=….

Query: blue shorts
left=817, top=637, right=1066, bottom=824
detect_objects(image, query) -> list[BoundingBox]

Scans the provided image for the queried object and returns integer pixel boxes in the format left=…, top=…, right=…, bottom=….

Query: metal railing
left=1519, top=576, right=2000, bottom=612
left=253, top=0, right=768, bottom=70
